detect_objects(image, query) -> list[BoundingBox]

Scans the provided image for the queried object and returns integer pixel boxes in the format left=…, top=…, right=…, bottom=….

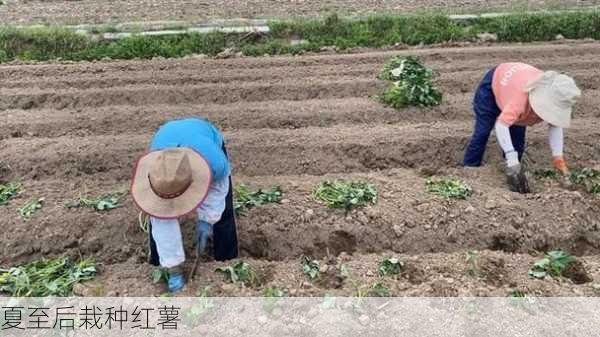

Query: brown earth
left=0, top=0, right=599, bottom=25
left=1, top=42, right=600, bottom=296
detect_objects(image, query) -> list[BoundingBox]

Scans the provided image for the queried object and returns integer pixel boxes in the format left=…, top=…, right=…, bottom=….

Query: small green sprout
left=528, top=250, right=576, bottom=279
left=18, top=197, right=44, bottom=220
left=378, top=258, right=404, bottom=276
left=234, top=185, right=282, bottom=216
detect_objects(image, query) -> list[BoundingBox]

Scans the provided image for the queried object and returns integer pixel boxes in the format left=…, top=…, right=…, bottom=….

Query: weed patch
left=378, top=56, right=442, bottom=108
left=18, top=197, right=44, bottom=220
left=426, top=178, right=472, bottom=199
left=314, top=180, right=377, bottom=210
left=0, top=257, right=96, bottom=296
left=215, top=261, right=261, bottom=287
left=0, top=181, right=21, bottom=205
left=65, top=191, right=126, bottom=211
left=234, top=184, right=282, bottom=216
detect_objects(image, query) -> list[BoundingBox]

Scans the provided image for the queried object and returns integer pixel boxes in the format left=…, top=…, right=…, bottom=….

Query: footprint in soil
left=327, top=230, right=357, bottom=256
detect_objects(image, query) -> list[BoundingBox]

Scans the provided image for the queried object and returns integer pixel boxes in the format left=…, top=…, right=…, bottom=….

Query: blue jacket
left=150, top=118, right=230, bottom=181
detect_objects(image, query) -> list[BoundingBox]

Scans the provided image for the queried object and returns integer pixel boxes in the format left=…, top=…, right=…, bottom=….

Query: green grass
left=0, top=257, right=96, bottom=296
left=313, top=180, right=377, bottom=210
left=1, top=10, right=600, bottom=63
left=234, top=184, right=282, bottom=216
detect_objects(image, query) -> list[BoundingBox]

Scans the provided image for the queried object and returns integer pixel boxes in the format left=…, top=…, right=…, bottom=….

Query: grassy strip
left=1, top=11, right=599, bottom=63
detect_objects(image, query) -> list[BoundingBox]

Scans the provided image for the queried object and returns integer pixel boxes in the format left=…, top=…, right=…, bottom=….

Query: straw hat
left=131, top=147, right=212, bottom=219
left=525, top=71, right=581, bottom=128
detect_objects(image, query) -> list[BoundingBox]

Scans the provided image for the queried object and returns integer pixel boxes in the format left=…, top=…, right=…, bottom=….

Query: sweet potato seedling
left=234, top=184, right=282, bottom=216
left=262, top=286, right=287, bottom=313
left=18, top=197, right=44, bottom=220
left=215, top=261, right=260, bottom=287
left=528, top=250, right=576, bottom=279
left=301, top=256, right=321, bottom=282
left=313, top=180, right=377, bottom=210
left=570, top=168, right=600, bottom=194
left=65, top=191, right=126, bottom=211
left=370, top=282, right=391, bottom=297
left=378, top=258, right=404, bottom=276
left=0, top=182, right=21, bottom=205
left=151, top=268, right=169, bottom=284
left=534, top=168, right=559, bottom=179
left=378, top=56, right=442, bottom=109
left=426, top=178, right=472, bottom=199
left=0, top=256, right=96, bottom=296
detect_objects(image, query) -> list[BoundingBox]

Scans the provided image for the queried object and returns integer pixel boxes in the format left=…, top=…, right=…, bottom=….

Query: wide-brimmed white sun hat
left=525, top=71, right=581, bottom=128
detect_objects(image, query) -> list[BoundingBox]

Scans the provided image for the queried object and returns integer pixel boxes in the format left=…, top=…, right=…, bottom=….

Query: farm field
left=1, top=0, right=599, bottom=25
left=1, top=41, right=600, bottom=297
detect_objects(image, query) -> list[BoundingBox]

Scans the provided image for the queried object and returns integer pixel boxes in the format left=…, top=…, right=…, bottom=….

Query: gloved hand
left=506, top=163, right=531, bottom=194
left=552, top=155, right=570, bottom=175
left=167, top=267, right=185, bottom=293
left=196, top=220, right=213, bottom=255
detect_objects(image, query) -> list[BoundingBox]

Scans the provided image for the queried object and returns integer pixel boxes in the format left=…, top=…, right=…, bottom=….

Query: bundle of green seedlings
left=570, top=168, right=600, bottom=194
left=0, top=256, right=96, bottom=296
left=0, top=181, right=21, bottom=205
left=426, top=178, right=473, bottom=199
left=378, top=56, right=442, bottom=109
left=18, top=197, right=44, bottom=220
left=528, top=250, right=575, bottom=279
left=313, top=180, right=377, bottom=210
left=234, top=184, right=282, bottom=216
left=215, top=261, right=261, bottom=287
left=65, top=190, right=126, bottom=211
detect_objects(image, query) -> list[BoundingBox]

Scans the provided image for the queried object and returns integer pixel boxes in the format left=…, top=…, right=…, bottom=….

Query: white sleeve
left=548, top=125, right=564, bottom=157
left=495, top=121, right=519, bottom=166
left=196, top=176, right=230, bottom=225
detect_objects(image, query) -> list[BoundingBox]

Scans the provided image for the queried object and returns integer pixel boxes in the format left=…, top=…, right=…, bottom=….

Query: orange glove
left=552, top=155, right=570, bottom=175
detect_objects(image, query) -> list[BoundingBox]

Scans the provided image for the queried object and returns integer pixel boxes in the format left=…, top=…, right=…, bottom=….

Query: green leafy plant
left=65, top=191, right=126, bottom=211
left=313, top=180, right=377, bottom=210
left=151, top=268, right=169, bottom=284
left=534, top=168, right=559, bottom=179
left=18, top=197, right=44, bottom=220
left=528, top=250, right=576, bottom=279
left=262, top=286, right=287, bottom=313
left=508, top=289, right=527, bottom=298
left=466, top=250, right=481, bottom=277
left=378, top=56, right=442, bottom=108
left=426, top=178, right=472, bottom=199
left=301, top=256, right=321, bottom=281
left=234, top=185, right=282, bottom=216
left=570, top=168, right=600, bottom=194
left=215, top=261, right=260, bottom=286
left=0, top=257, right=96, bottom=296
left=378, top=258, right=404, bottom=276
left=370, top=282, right=390, bottom=297
left=0, top=182, right=21, bottom=205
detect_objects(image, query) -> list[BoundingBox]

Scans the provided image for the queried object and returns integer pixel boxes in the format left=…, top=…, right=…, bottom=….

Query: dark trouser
left=463, top=67, right=527, bottom=167
left=148, top=144, right=239, bottom=265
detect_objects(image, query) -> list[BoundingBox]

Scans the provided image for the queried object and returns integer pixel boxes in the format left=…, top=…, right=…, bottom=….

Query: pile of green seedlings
left=0, top=181, right=20, bottom=205
left=65, top=190, right=127, bottom=211
left=0, top=256, right=96, bottom=296
left=313, top=180, right=377, bottom=210
left=378, top=56, right=442, bottom=109
left=426, top=178, right=473, bottom=199
left=234, top=184, right=282, bottom=216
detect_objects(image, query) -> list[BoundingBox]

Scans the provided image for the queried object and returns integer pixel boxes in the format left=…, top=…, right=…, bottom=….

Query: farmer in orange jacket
left=463, top=63, right=581, bottom=193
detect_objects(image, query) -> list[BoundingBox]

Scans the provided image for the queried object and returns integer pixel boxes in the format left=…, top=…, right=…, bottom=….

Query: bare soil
left=0, top=0, right=599, bottom=25
left=1, top=42, right=600, bottom=296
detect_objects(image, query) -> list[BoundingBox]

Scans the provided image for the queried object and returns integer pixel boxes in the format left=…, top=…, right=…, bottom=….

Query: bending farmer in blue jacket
left=131, top=118, right=238, bottom=292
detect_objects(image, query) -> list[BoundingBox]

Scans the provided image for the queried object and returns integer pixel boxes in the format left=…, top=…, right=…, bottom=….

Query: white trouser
left=150, top=176, right=230, bottom=268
